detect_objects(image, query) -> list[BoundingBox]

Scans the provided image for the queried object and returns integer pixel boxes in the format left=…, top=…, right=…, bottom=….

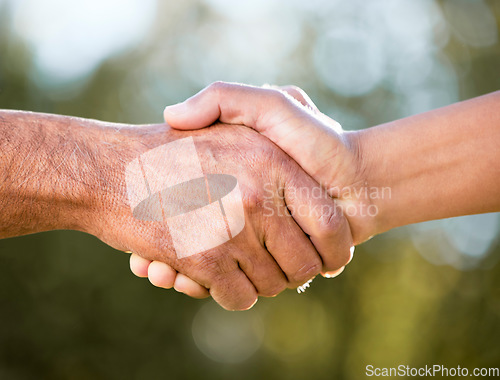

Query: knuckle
left=285, top=85, right=305, bottom=98
left=208, top=268, right=259, bottom=311
left=278, top=85, right=308, bottom=105
left=208, top=80, right=226, bottom=89
left=200, top=254, right=236, bottom=282
left=241, top=190, right=270, bottom=215
left=259, top=281, right=287, bottom=298
left=290, top=260, right=322, bottom=285
left=208, top=81, right=231, bottom=97
left=181, top=250, right=237, bottom=289
left=288, top=85, right=305, bottom=93
left=315, top=206, right=342, bottom=240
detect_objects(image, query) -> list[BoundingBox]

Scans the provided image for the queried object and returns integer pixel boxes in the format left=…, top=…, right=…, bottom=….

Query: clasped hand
left=126, top=82, right=375, bottom=310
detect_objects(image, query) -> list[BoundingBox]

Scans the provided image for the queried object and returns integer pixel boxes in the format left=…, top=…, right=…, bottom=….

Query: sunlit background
left=1, top=0, right=499, bottom=379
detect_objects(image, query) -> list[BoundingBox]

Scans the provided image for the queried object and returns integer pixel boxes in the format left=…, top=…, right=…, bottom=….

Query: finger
left=148, top=261, right=177, bottom=289
left=146, top=261, right=211, bottom=299
left=178, top=250, right=258, bottom=311
left=164, top=82, right=304, bottom=132
left=163, top=82, right=343, bottom=185
left=263, top=206, right=323, bottom=288
left=130, top=253, right=151, bottom=278
left=209, top=267, right=258, bottom=311
left=148, top=262, right=211, bottom=298
left=272, top=85, right=320, bottom=112
left=173, top=273, right=210, bottom=299
left=284, top=166, right=354, bottom=273
left=229, top=230, right=288, bottom=297
left=322, top=265, right=346, bottom=278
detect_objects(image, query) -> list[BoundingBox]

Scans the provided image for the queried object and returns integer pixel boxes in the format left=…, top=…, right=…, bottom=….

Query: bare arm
left=0, top=109, right=353, bottom=309
left=0, top=110, right=111, bottom=238
left=164, top=83, right=500, bottom=244
left=358, top=91, right=500, bottom=235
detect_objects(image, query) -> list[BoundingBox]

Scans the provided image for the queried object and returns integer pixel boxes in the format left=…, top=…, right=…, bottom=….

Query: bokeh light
left=1, top=0, right=499, bottom=378
left=443, top=0, right=498, bottom=47
left=10, top=0, right=156, bottom=89
left=192, top=301, right=264, bottom=363
left=261, top=293, right=330, bottom=360
left=411, top=213, right=500, bottom=270
left=314, top=27, right=385, bottom=97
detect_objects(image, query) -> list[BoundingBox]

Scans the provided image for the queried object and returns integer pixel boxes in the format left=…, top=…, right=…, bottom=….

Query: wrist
left=353, top=118, right=426, bottom=236
left=33, top=114, right=113, bottom=235
left=78, top=122, right=171, bottom=249
left=341, top=129, right=385, bottom=243
left=354, top=93, right=500, bottom=234
left=62, top=119, right=143, bottom=238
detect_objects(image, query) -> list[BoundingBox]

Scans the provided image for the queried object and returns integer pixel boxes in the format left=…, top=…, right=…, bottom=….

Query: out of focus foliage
left=0, top=1, right=499, bottom=379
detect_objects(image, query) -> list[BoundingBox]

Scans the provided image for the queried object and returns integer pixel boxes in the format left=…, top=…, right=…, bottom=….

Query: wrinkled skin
left=94, top=122, right=353, bottom=310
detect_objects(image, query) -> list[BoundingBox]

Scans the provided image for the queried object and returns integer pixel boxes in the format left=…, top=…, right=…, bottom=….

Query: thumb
left=163, top=84, right=224, bottom=130
left=163, top=81, right=300, bottom=133
left=164, top=82, right=346, bottom=192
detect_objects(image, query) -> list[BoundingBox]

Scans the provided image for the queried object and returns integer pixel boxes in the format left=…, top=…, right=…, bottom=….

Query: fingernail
left=323, top=266, right=345, bottom=279
left=173, top=284, right=184, bottom=293
left=164, top=102, right=188, bottom=116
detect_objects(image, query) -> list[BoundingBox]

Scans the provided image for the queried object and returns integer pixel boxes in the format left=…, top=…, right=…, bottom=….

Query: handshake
left=1, top=83, right=498, bottom=310
left=126, top=83, right=367, bottom=309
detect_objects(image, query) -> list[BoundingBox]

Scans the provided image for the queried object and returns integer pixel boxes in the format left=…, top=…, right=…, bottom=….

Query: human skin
left=0, top=110, right=353, bottom=310
left=166, top=83, right=500, bottom=235
left=137, top=83, right=500, bottom=293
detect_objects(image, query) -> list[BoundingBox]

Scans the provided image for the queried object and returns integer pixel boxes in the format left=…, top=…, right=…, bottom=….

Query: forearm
left=357, top=91, right=500, bottom=234
left=0, top=110, right=130, bottom=238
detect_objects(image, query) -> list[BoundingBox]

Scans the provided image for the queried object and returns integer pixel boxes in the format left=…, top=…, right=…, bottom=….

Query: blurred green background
left=1, top=0, right=500, bottom=379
